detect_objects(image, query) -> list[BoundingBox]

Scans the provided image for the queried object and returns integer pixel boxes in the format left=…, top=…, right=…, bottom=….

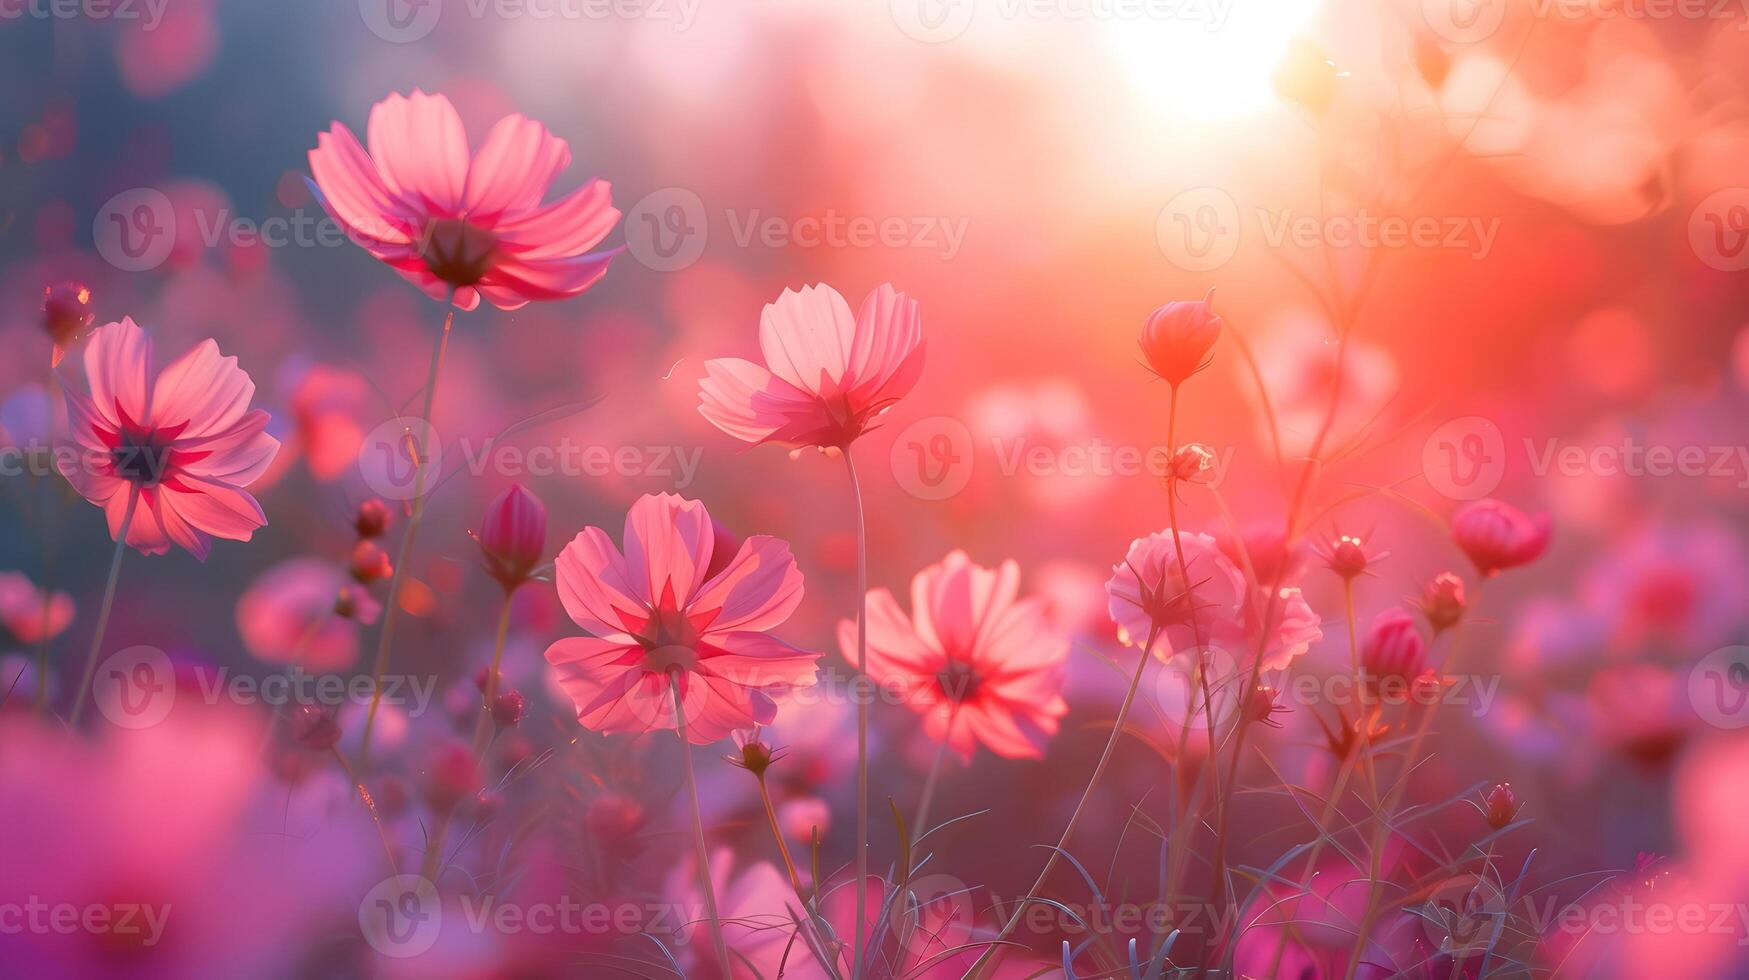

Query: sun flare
left=1103, top=0, right=1324, bottom=121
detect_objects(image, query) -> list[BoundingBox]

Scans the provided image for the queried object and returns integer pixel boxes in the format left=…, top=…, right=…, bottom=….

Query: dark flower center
left=112, top=427, right=177, bottom=486
left=936, top=659, right=980, bottom=703
left=420, top=218, right=498, bottom=288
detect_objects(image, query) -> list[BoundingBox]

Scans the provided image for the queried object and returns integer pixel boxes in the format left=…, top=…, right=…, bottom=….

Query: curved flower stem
left=333, top=746, right=401, bottom=875
left=758, top=774, right=808, bottom=901
left=69, top=488, right=138, bottom=727
left=361, top=302, right=455, bottom=763
left=420, top=590, right=514, bottom=882
left=672, top=671, right=732, bottom=978
left=911, top=707, right=959, bottom=843
left=842, top=447, right=870, bottom=980
left=967, top=623, right=1160, bottom=980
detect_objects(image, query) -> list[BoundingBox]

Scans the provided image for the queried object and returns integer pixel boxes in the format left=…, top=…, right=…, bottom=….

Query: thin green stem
left=673, top=671, right=732, bottom=978
left=361, top=302, right=455, bottom=762
left=69, top=489, right=138, bottom=727
left=843, top=447, right=870, bottom=980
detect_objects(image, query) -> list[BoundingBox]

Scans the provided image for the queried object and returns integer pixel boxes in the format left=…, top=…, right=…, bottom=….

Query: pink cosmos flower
left=1107, top=529, right=1320, bottom=671
left=307, top=90, right=620, bottom=311
left=837, top=551, right=1070, bottom=761
left=0, top=572, right=73, bottom=644
left=1361, top=607, right=1428, bottom=682
left=473, top=483, right=548, bottom=591
left=698, top=283, right=924, bottom=448
left=1452, top=498, right=1552, bottom=576
left=544, top=493, right=821, bottom=744
left=57, top=318, right=279, bottom=559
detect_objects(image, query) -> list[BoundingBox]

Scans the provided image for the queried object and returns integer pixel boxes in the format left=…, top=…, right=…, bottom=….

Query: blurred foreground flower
left=0, top=572, right=73, bottom=644
left=1453, top=498, right=1552, bottom=576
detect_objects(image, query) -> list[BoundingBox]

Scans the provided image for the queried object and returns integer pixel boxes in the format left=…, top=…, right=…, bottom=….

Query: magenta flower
left=837, top=551, right=1069, bottom=761
left=1139, top=290, right=1221, bottom=386
left=1360, top=607, right=1427, bottom=683
left=57, top=318, right=278, bottom=559
left=544, top=493, right=821, bottom=744
left=307, top=89, right=620, bottom=310
left=1453, top=498, right=1552, bottom=576
left=698, top=283, right=924, bottom=448
left=473, top=483, right=547, bottom=591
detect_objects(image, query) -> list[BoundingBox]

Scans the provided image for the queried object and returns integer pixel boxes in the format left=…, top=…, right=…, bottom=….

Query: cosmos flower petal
left=78, top=318, right=153, bottom=429
left=757, top=284, right=856, bottom=397
left=699, top=632, right=820, bottom=690
left=462, top=112, right=572, bottom=221
left=690, top=535, right=804, bottom=634
left=151, top=340, right=254, bottom=439
left=306, top=126, right=414, bottom=246
left=621, top=493, right=715, bottom=611
left=366, top=90, right=468, bottom=214
left=491, top=178, right=619, bottom=260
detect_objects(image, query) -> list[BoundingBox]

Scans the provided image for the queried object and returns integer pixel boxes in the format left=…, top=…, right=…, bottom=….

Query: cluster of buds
left=333, top=498, right=395, bottom=625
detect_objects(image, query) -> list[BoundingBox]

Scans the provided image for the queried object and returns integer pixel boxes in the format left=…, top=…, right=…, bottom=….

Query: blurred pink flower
left=1581, top=520, right=1747, bottom=657
left=1139, top=290, right=1221, bottom=386
left=1452, top=498, right=1551, bottom=576
left=1108, top=529, right=1320, bottom=670
left=236, top=558, right=376, bottom=672
left=545, top=493, right=820, bottom=744
left=837, top=550, right=1069, bottom=761
left=288, top=365, right=372, bottom=481
left=307, top=90, right=620, bottom=310
left=698, top=283, right=924, bottom=449
left=57, top=318, right=279, bottom=559
left=1361, top=607, right=1428, bottom=683
left=0, top=572, right=73, bottom=644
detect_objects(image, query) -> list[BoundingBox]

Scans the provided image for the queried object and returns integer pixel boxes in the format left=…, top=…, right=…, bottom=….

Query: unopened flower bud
left=1139, top=291, right=1220, bottom=387
left=1452, top=499, right=1551, bottom=576
left=729, top=728, right=778, bottom=776
left=350, top=539, right=393, bottom=583
left=354, top=498, right=391, bottom=539
left=492, top=689, right=526, bottom=728
left=422, top=741, right=482, bottom=813
left=290, top=703, right=341, bottom=751
left=1484, top=782, right=1519, bottom=828
left=1362, top=608, right=1427, bottom=687
left=1420, top=572, right=1467, bottom=633
left=1163, top=443, right=1217, bottom=488
left=1325, top=535, right=1372, bottom=580
left=42, top=282, right=94, bottom=365
left=475, top=484, right=547, bottom=590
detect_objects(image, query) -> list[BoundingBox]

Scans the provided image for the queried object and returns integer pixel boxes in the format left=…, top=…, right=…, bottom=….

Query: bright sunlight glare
left=1103, top=0, right=1325, bottom=121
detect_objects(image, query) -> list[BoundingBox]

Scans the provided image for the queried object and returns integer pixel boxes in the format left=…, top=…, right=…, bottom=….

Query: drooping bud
left=42, top=282, right=94, bottom=366
left=1452, top=499, right=1551, bottom=577
left=350, top=539, right=394, bottom=583
left=1419, top=572, right=1467, bottom=633
left=1139, top=291, right=1221, bottom=387
left=475, top=484, right=547, bottom=591
left=1483, top=782, right=1520, bottom=828
left=491, top=689, right=526, bottom=728
left=354, top=498, right=391, bottom=539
